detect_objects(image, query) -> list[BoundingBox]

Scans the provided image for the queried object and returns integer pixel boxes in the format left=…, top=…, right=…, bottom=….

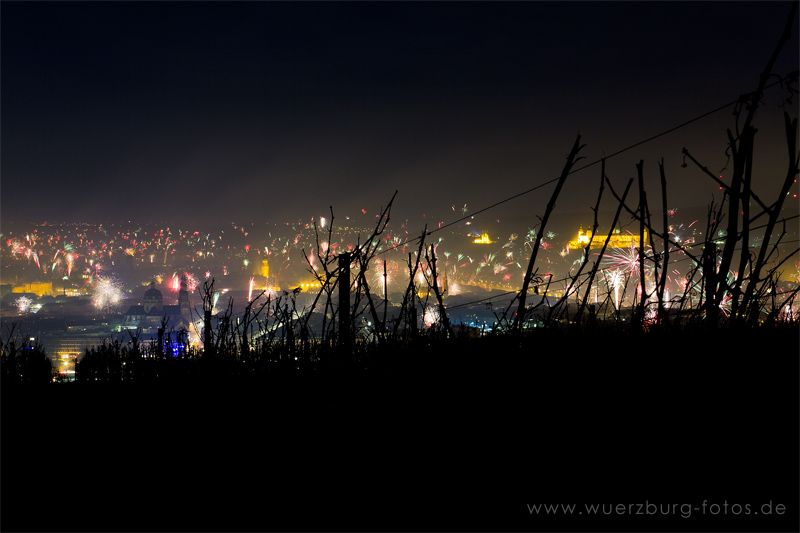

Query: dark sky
left=2, top=1, right=798, bottom=228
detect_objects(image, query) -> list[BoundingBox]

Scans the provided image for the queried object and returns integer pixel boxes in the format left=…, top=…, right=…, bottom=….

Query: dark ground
left=2, top=326, right=798, bottom=532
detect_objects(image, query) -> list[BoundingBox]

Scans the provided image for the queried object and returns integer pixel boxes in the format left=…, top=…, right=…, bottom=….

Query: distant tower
left=262, top=259, right=270, bottom=289
left=179, top=275, right=190, bottom=322
left=143, top=281, right=163, bottom=314
left=473, top=232, right=493, bottom=244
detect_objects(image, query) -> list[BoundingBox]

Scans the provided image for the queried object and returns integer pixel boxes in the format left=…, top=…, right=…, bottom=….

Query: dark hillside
left=3, top=326, right=797, bottom=532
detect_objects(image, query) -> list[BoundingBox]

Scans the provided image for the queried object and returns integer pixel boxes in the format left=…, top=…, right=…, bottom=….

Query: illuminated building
left=568, top=227, right=646, bottom=250
left=11, top=281, right=54, bottom=297
left=473, top=232, right=494, bottom=244
left=261, top=258, right=280, bottom=290
left=122, top=278, right=191, bottom=332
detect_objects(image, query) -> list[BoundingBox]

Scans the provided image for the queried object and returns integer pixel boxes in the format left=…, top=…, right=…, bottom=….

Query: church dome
left=144, top=286, right=162, bottom=300
left=143, top=282, right=163, bottom=314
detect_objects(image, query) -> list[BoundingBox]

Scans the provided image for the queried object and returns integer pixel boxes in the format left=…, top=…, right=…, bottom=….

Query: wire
left=344, top=77, right=799, bottom=313
left=373, top=74, right=795, bottom=258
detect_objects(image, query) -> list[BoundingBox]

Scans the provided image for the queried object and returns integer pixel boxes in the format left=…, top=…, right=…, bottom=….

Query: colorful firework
left=15, top=296, right=33, bottom=314
left=183, top=272, right=199, bottom=292
left=422, top=305, right=440, bottom=328
left=92, top=277, right=123, bottom=312
left=606, top=242, right=649, bottom=276
left=605, top=269, right=625, bottom=309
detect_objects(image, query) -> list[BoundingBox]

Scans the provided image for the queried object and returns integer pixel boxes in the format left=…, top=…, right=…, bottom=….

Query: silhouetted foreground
left=2, top=325, right=797, bottom=532
left=4, top=10, right=799, bottom=529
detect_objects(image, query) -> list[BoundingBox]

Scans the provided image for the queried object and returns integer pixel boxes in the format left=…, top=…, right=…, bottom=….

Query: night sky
left=2, top=1, right=798, bottom=228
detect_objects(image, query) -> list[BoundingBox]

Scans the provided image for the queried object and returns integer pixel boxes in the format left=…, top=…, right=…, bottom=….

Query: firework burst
left=92, top=276, right=123, bottom=312
left=15, top=296, right=33, bottom=314
left=605, top=269, right=625, bottom=309
left=183, top=272, right=199, bottom=292
left=605, top=241, right=653, bottom=278
left=422, top=305, right=440, bottom=327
